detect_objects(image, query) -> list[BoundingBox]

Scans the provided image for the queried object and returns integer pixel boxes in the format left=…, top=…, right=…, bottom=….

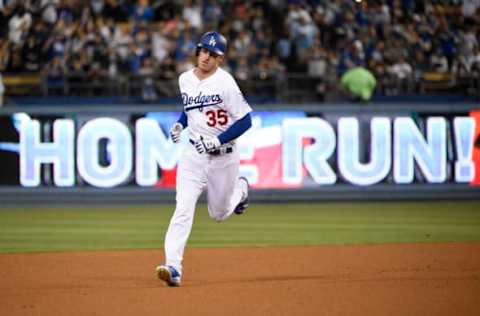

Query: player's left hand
left=194, top=136, right=221, bottom=154
left=170, top=123, right=183, bottom=143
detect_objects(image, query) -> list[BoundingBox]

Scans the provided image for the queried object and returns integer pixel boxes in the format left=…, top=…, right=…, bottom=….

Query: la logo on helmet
left=209, top=36, right=216, bottom=46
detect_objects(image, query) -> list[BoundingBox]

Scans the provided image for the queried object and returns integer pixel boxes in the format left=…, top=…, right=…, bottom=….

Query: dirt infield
left=1, top=242, right=479, bottom=316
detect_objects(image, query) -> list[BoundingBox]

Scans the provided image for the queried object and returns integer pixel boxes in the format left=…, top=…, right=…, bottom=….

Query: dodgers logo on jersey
left=182, top=92, right=223, bottom=112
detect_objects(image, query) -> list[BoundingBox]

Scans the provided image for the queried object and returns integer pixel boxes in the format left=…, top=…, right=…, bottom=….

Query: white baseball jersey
left=179, top=67, right=252, bottom=141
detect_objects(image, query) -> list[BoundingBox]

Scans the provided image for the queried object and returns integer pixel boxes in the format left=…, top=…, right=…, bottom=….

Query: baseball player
left=156, top=31, right=252, bottom=287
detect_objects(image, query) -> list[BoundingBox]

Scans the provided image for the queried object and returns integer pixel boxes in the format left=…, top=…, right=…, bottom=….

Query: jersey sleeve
left=222, top=74, right=252, bottom=120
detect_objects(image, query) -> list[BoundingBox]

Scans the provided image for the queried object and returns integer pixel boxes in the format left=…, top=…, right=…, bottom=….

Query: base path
left=1, top=242, right=479, bottom=316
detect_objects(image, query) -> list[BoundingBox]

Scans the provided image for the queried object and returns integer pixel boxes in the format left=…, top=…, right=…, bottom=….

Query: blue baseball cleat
left=156, top=265, right=181, bottom=287
left=234, top=177, right=249, bottom=215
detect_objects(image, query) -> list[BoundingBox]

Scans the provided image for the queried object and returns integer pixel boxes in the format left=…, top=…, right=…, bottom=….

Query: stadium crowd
left=0, top=0, right=479, bottom=101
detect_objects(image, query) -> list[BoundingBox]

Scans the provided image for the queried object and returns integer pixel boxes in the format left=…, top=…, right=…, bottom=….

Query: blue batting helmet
left=196, top=31, right=227, bottom=56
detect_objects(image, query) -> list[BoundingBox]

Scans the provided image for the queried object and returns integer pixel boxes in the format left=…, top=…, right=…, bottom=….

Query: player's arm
left=170, top=111, right=188, bottom=143
left=218, top=113, right=251, bottom=144
left=176, top=111, right=188, bottom=128
left=217, top=75, right=252, bottom=144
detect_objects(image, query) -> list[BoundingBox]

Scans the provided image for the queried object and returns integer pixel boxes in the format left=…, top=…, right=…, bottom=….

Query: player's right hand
left=170, top=122, right=183, bottom=143
left=194, top=139, right=206, bottom=154
left=194, top=136, right=220, bottom=154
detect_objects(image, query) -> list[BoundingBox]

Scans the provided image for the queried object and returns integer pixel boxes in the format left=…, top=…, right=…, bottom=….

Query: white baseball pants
left=164, top=144, right=245, bottom=275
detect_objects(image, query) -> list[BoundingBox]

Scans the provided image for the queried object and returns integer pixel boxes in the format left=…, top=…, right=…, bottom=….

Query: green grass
left=0, top=201, right=480, bottom=253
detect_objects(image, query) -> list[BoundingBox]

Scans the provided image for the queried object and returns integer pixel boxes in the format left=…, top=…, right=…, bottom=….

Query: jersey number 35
left=206, top=109, right=229, bottom=127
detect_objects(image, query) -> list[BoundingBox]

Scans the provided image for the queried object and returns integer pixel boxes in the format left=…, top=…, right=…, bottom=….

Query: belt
left=189, top=139, right=233, bottom=156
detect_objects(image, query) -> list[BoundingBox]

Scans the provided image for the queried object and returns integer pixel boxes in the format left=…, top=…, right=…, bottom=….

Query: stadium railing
left=2, top=71, right=479, bottom=104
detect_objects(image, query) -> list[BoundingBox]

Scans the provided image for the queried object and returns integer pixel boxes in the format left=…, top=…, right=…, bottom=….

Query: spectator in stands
left=202, top=0, right=222, bottom=30
left=111, top=21, right=133, bottom=73
left=439, top=25, right=457, bottom=70
left=182, top=0, right=202, bottom=33
left=133, top=0, right=154, bottom=23
left=151, top=24, right=171, bottom=65
left=7, top=46, right=23, bottom=72
left=139, top=56, right=157, bottom=101
left=255, top=55, right=284, bottom=98
left=430, top=48, right=449, bottom=73
left=131, top=24, right=151, bottom=66
left=276, top=27, right=292, bottom=66
left=0, top=38, right=10, bottom=71
left=462, top=0, right=480, bottom=19
left=389, top=55, right=413, bottom=94
left=337, top=40, right=365, bottom=76
left=308, top=43, right=328, bottom=100
left=471, top=47, right=480, bottom=97
left=287, top=2, right=316, bottom=63
left=8, top=3, right=32, bottom=47
left=87, top=60, right=108, bottom=96
left=0, top=1, right=13, bottom=39
left=468, top=47, right=480, bottom=71
left=292, top=13, right=317, bottom=62
left=21, top=34, right=43, bottom=72
left=39, top=0, right=59, bottom=25
left=44, top=31, right=66, bottom=61
left=97, top=16, right=115, bottom=43
left=156, top=55, right=177, bottom=97
left=44, top=55, right=66, bottom=95
left=454, top=55, right=471, bottom=77
left=367, top=40, right=385, bottom=65
left=175, top=28, right=195, bottom=73
left=308, top=43, right=328, bottom=78
left=234, top=55, right=250, bottom=84
left=90, top=0, right=104, bottom=17
left=67, top=52, right=88, bottom=95
left=251, top=4, right=266, bottom=34
left=411, top=47, right=429, bottom=86
left=232, top=29, right=251, bottom=59
left=340, top=66, right=377, bottom=102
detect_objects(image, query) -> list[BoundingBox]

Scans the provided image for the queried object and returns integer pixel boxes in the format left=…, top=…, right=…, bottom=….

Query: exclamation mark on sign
left=453, top=117, right=475, bottom=183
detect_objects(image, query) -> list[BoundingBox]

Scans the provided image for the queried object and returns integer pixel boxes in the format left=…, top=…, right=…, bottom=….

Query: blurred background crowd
left=0, top=0, right=479, bottom=105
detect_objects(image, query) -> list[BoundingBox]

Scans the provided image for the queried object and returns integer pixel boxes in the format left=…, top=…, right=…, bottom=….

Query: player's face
left=197, top=48, right=224, bottom=73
